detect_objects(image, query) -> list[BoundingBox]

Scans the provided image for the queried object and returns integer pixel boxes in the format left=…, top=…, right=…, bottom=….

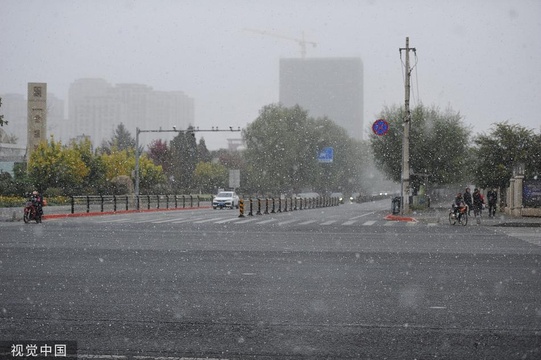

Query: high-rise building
left=0, top=93, right=26, bottom=146
left=279, top=57, right=364, bottom=140
left=68, top=78, right=195, bottom=147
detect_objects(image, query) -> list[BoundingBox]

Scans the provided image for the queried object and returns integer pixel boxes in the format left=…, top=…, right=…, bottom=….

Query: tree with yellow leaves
left=28, top=139, right=89, bottom=194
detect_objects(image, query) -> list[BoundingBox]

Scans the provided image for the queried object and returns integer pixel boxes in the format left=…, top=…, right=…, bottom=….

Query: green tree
left=243, top=104, right=318, bottom=194
left=169, top=127, right=198, bottom=192
left=28, top=139, right=89, bottom=194
left=71, top=138, right=108, bottom=194
left=242, top=104, right=367, bottom=195
left=472, top=122, right=540, bottom=188
left=101, top=123, right=137, bottom=154
left=193, top=161, right=228, bottom=193
left=197, top=138, right=212, bottom=163
left=370, top=104, right=471, bottom=193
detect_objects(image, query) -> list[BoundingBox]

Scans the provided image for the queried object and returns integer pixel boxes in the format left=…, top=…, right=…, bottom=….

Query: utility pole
left=399, top=37, right=416, bottom=214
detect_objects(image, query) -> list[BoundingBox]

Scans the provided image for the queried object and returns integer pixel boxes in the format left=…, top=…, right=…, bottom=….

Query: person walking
left=487, top=188, right=498, bottom=218
left=463, top=188, right=473, bottom=215
left=472, top=188, right=485, bottom=224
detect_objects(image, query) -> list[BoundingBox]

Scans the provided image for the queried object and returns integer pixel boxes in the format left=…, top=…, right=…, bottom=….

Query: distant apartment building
left=279, top=57, right=364, bottom=140
left=68, top=78, right=195, bottom=147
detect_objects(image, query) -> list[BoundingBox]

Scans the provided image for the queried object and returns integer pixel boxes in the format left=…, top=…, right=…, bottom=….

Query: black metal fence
left=239, top=196, right=340, bottom=216
left=67, top=194, right=339, bottom=215
left=69, top=195, right=210, bottom=214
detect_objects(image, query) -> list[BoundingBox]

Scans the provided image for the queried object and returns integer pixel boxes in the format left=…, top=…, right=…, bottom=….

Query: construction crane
left=243, top=28, right=317, bottom=58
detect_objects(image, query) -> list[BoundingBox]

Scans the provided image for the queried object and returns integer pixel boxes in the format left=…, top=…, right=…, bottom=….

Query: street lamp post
left=134, top=126, right=241, bottom=209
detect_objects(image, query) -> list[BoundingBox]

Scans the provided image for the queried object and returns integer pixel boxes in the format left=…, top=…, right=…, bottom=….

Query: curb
left=384, top=214, right=418, bottom=222
left=26, top=206, right=212, bottom=221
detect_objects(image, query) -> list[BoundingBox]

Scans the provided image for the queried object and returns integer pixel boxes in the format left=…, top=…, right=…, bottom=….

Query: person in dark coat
left=463, top=187, right=473, bottom=215
left=487, top=188, right=498, bottom=218
left=472, top=188, right=485, bottom=215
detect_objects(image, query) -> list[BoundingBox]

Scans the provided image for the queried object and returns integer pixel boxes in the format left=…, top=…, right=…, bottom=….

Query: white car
left=212, top=191, right=239, bottom=209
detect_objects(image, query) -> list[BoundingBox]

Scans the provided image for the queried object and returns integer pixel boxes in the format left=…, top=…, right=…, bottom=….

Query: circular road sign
left=372, top=119, right=389, bottom=136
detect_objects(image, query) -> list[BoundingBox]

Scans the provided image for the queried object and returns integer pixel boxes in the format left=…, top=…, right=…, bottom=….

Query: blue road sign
left=372, top=119, right=389, bottom=136
left=318, top=147, right=334, bottom=163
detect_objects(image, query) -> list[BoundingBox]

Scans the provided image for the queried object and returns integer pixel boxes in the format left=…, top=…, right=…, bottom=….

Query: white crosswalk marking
left=86, top=213, right=434, bottom=227
left=193, top=217, right=227, bottom=224
left=277, top=219, right=299, bottom=226
left=297, top=220, right=317, bottom=225
left=214, top=217, right=244, bottom=224
left=256, top=218, right=277, bottom=224
left=235, top=218, right=258, bottom=224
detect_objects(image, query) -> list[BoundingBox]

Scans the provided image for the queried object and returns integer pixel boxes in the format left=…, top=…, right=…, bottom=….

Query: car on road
left=212, top=191, right=239, bottom=209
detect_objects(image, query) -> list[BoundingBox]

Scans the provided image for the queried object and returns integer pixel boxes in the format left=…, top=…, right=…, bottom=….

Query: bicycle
left=449, top=206, right=468, bottom=226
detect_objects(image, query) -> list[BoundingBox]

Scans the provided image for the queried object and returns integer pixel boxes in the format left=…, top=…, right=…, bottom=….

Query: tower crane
left=243, top=28, right=317, bottom=58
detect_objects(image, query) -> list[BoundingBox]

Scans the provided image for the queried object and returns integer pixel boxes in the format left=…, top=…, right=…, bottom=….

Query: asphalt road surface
left=1, top=200, right=540, bottom=359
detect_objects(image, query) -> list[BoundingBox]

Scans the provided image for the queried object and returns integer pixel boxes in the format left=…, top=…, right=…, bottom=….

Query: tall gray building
left=279, top=57, right=364, bottom=140
left=68, top=78, right=195, bottom=147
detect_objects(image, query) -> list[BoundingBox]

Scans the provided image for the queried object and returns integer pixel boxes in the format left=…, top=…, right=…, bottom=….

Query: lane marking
left=362, top=220, right=377, bottom=226
left=320, top=220, right=337, bottom=225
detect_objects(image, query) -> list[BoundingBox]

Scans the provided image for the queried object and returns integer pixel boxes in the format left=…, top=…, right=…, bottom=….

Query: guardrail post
left=248, top=198, right=254, bottom=216
left=174, top=195, right=178, bottom=208
left=197, top=195, right=200, bottom=207
left=126, top=195, right=129, bottom=211
left=264, top=198, right=269, bottom=214
left=86, top=196, right=90, bottom=213
left=71, top=196, right=75, bottom=214
left=157, top=195, right=160, bottom=209
left=190, top=195, right=193, bottom=207
left=277, top=198, right=282, bottom=213
left=166, top=195, right=169, bottom=209
left=113, top=195, right=117, bottom=212
left=271, top=198, right=276, bottom=213
left=100, top=195, right=104, bottom=212
left=256, top=198, right=262, bottom=215
left=283, top=197, right=288, bottom=212
left=182, top=195, right=186, bottom=208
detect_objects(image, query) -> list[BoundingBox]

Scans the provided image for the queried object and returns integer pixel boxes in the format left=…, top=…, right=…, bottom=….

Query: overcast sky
left=2, top=0, right=540, bottom=149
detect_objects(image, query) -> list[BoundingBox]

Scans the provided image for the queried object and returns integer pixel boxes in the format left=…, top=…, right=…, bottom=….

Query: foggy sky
left=2, top=0, right=540, bottom=150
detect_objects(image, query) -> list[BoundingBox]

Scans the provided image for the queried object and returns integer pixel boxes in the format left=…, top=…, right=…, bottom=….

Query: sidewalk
left=384, top=202, right=541, bottom=227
